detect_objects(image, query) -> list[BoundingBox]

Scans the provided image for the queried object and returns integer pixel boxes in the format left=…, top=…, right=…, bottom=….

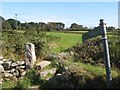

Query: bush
left=14, top=69, right=43, bottom=90
left=69, top=35, right=120, bottom=69
left=14, top=77, right=31, bottom=90
left=69, top=38, right=104, bottom=64
left=1, top=28, right=47, bottom=61
left=2, top=80, right=16, bottom=90
left=2, top=30, right=26, bottom=60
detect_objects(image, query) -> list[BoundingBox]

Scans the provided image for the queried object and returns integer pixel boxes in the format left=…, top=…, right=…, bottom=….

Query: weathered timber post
left=25, top=43, right=36, bottom=69
left=99, top=19, right=112, bottom=89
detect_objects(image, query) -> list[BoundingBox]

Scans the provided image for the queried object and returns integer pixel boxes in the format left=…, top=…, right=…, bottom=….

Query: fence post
left=99, top=19, right=112, bottom=89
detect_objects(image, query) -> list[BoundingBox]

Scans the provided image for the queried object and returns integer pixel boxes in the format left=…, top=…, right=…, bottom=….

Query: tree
left=2, top=20, right=11, bottom=29
left=21, top=23, right=30, bottom=30
left=0, top=16, right=5, bottom=30
left=7, top=19, right=18, bottom=30
left=106, top=26, right=115, bottom=31
left=0, top=16, right=11, bottom=30
left=56, top=22, right=65, bottom=31
left=38, top=22, right=47, bottom=30
left=0, top=16, right=5, bottom=21
left=70, top=23, right=83, bottom=30
left=47, top=22, right=56, bottom=31
left=47, top=22, right=65, bottom=31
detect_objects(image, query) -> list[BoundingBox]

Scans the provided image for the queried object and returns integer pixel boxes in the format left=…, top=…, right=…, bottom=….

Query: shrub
left=69, top=35, right=120, bottom=69
left=2, top=80, right=16, bottom=90
left=1, top=28, right=47, bottom=61
left=14, top=77, right=31, bottom=90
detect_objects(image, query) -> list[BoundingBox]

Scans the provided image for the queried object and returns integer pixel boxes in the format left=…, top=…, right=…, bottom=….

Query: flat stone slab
left=36, top=61, right=51, bottom=69
left=40, top=68, right=56, bottom=77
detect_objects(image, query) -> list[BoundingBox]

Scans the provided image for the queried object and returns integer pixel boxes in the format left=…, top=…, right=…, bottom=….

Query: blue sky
left=1, top=2, right=118, bottom=28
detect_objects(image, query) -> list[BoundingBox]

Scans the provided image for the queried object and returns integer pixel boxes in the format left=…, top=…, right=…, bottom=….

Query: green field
left=46, top=32, right=82, bottom=53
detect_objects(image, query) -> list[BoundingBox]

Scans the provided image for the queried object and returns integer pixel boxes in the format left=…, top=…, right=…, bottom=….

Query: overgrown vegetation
left=1, top=30, right=120, bottom=89
left=1, top=28, right=47, bottom=61
left=68, top=33, right=120, bottom=69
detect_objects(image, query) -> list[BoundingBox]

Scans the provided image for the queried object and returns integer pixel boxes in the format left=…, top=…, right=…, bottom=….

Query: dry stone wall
left=0, top=57, right=26, bottom=83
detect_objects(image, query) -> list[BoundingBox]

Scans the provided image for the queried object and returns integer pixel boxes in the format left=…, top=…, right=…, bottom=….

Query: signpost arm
left=99, top=19, right=112, bottom=89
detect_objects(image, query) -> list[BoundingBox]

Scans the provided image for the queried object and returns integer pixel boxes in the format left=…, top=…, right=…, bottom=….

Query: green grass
left=59, top=59, right=119, bottom=78
left=78, top=62, right=119, bottom=78
left=46, top=32, right=82, bottom=53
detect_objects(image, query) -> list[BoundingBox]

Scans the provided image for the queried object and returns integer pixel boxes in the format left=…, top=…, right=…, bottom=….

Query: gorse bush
left=24, top=28, right=47, bottom=60
left=69, top=35, right=120, bottom=69
left=69, top=38, right=104, bottom=64
left=108, top=36, right=120, bottom=69
left=2, top=30, right=26, bottom=60
left=1, top=28, right=47, bottom=61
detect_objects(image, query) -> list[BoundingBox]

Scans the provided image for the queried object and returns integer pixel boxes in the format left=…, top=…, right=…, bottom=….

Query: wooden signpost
left=82, top=19, right=112, bottom=89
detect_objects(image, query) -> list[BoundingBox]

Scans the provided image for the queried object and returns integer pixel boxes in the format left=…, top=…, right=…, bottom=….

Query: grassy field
left=46, top=32, right=82, bottom=53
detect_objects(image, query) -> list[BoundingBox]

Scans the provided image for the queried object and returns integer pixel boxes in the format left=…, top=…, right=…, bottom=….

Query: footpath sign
left=82, top=19, right=112, bottom=89
left=82, top=27, right=101, bottom=42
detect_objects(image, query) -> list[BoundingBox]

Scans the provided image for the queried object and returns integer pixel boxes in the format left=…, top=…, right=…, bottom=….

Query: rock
left=56, top=73, right=62, bottom=76
left=57, top=52, right=70, bottom=59
left=4, top=78, right=10, bottom=81
left=11, top=63, right=18, bottom=67
left=17, top=68, right=25, bottom=76
left=17, top=61, right=25, bottom=65
left=4, top=73, right=13, bottom=78
left=12, top=76, right=17, bottom=82
left=0, top=60, right=4, bottom=65
left=15, top=66, right=19, bottom=69
left=5, top=70, right=11, bottom=73
left=0, top=65, right=4, bottom=84
left=0, top=78, right=3, bottom=85
left=2, top=60, right=12, bottom=70
left=36, top=61, right=51, bottom=69
left=0, top=56, right=3, bottom=60
left=0, top=65, right=4, bottom=73
left=34, top=65, right=41, bottom=70
left=19, top=66, right=25, bottom=69
left=21, top=71, right=26, bottom=76
left=25, top=43, right=36, bottom=69
left=11, top=68, right=16, bottom=73
left=40, top=68, right=56, bottom=77
left=3, top=59, right=11, bottom=62
left=70, top=51, right=74, bottom=56
left=28, top=86, right=39, bottom=90
left=2, top=63, right=11, bottom=70
left=65, top=67, right=68, bottom=70
left=13, top=70, right=19, bottom=77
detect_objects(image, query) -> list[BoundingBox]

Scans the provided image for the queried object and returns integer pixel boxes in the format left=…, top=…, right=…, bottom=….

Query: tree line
left=0, top=16, right=117, bottom=31
left=0, top=16, right=90, bottom=31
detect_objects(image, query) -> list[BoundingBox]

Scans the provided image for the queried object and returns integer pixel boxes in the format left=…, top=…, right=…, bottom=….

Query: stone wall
left=0, top=56, right=26, bottom=83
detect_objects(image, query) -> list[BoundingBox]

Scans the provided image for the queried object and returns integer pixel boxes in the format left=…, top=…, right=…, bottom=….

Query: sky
left=1, top=2, right=118, bottom=28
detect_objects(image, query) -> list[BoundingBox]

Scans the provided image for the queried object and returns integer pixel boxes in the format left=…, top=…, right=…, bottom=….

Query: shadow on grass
left=11, top=66, right=120, bottom=90
left=39, top=66, right=120, bottom=90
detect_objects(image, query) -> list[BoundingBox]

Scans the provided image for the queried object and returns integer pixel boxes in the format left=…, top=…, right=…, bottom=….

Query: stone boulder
left=0, top=60, right=4, bottom=65
left=36, top=61, right=51, bottom=69
left=25, top=43, right=36, bottom=69
left=0, top=65, right=4, bottom=84
left=40, top=68, right=56, bottom=77
left=0, top=56, right=3, bottom=60
left=4, top=72, right=13, bottom=78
